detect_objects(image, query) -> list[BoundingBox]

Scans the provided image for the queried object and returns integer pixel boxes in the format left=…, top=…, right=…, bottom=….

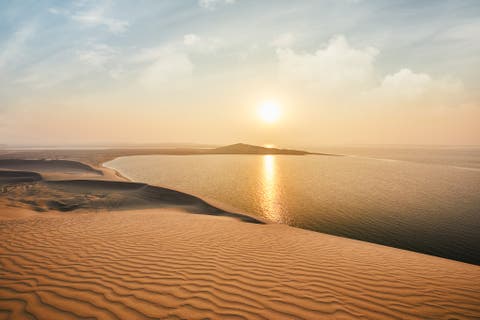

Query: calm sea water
left=105, top=147, right=480, bottom=265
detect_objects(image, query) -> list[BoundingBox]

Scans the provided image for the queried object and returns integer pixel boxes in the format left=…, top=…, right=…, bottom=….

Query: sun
left=258, top=100, right=281, bottom=123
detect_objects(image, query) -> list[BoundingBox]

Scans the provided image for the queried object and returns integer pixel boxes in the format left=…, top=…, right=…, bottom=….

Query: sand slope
left=0, top=171, right=42, bottom=184
left=0, top=159, right=102, bottom=175
left=1, top=177, right=261, bottom=223
left=0, top=159, right=105, bottom=181
left=0, top=209, right=479, bottom=320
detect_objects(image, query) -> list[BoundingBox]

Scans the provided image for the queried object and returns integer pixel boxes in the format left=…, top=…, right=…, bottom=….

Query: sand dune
left=0, top=159, right=105, bottom=181
left=0, top=156, right=479, bottom=319
left=0, top=175, right=261, bottom=223
left=0, top=159, right=102, bottom=175
left=0, top=170, right=42, bottom=184
left=0, top=209, right=479, bottom=319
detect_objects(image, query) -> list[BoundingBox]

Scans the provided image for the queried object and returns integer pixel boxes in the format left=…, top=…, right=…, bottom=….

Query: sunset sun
left=258, top=100, right=281, bottom=123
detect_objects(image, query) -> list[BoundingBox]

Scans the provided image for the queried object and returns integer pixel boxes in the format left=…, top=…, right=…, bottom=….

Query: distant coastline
left=0, top=143, right=340, bottom=168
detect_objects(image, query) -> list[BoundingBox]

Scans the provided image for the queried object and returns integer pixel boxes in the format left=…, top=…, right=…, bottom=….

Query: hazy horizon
left=3, top=142, right=480, bottom=150
left=1, top=0, right=479, bottom=146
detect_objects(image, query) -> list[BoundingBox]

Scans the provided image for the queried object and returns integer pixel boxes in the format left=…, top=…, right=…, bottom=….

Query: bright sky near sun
left=0, top=0, right=479, bottom=146
left=258, top=101, right=281, bottom=124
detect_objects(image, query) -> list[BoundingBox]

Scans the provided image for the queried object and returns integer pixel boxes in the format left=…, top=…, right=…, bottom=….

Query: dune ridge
left=0, top=159, right=102, bottom=175
left=0, top=173, right=261, bottom=224
left=0, top=171, right=42, bottom=184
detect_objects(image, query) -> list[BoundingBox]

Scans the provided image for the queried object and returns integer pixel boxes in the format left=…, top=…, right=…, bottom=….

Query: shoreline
left=102, top=157, right=265, bottom=224
left=0, top=157, right=264, bottom=224
left=101, top=159, right=132, bottom=182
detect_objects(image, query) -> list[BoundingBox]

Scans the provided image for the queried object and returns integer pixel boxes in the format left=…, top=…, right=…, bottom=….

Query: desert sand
left=1, top=155, right=479, bottom=319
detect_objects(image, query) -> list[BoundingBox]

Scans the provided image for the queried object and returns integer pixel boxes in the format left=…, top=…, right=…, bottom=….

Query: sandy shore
left=1, top=156, right=479, bottom=319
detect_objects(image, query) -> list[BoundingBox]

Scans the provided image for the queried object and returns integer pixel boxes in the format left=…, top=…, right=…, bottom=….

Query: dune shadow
left=0, top=170, right=43, bottom=185
left=45, top=180, right=264, bottom=224
left=0, top=159, right=103, bottom=175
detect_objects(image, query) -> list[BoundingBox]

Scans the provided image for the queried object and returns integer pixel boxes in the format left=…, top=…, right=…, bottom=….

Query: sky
left=0, top=0, right=479, bottom=147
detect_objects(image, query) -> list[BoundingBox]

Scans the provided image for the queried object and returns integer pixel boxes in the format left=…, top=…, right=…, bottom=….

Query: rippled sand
left=1, top=209, right=479, bottom=319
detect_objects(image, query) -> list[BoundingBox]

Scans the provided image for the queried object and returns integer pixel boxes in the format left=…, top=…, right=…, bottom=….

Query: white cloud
left=371, top=68, right=465, bottom=107
left=12, top=59, right=82, bottom=90
left=138, top=48, right=193, bottom=89
left=270, top=32, right=295, bottom=48
left=48, top=7, right=64, bottom=15
left=130, top=46, right=168, bottom=64
left=183, top=34, right=201, bottom=46
left=440, top=20, right=480, bottom=41
left=77, top=43, right=117, bottom=68
left=108, top=66, right=125, bottom=80
left=130, top=33, right=226, bottom=91
left=183, top=34, right=222, bottom=53
left=0, top=24, right=36, bottom=71
left=237, top=44, right=259, bottom=61
left=378, top=69, right=432, bottom=99
left=131, top=33, right=222, bottom=67
left=276, top=35, right=467, bottom=108
left=277, top=35, right=378, bottom=92
left=198, top=0, right=236, bottom=10
left=49, top=3, right=129, bottom=34
left=72, top=9, right=129, bottom=33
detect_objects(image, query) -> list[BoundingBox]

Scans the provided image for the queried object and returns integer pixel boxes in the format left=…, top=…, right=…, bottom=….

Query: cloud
left=276, top=35, right=467, bottom=108
left=11, top=62, right=80, bottom=90
left=440, top=20, right=480, bottom=41
left=277, top=35, right=378, bottom=92
left=370, top=68, right=465, bottom=108
left=0, top=24, right=36, bottom=71
left=49, top=3, right=129, bottom=34
left=74, top=43, right=126, bottom=80
left=131, top=33, right=226, bottom=91
left=237, top=44, right=259, bottom=61
left=77, top=43, right=117, bottom=68
left=270, top=32, right=295, bottom=48
left=378, top=69, right=432, bottom=99
left=48, top=7, right=66, bottom=15
left=183, top=34, right=222, bottom=53
left=198, top=0, right=236, bottom=10
left=138, top=47, right=193, bottom=89
left=130, top=46, right=168, bottom=64
left=72, top=11, right=128, bottom=34
left=183, top=34, right=201, bottom=46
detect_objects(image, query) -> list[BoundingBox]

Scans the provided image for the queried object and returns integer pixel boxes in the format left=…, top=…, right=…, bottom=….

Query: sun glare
left=258, top=101, right=281, bottom=123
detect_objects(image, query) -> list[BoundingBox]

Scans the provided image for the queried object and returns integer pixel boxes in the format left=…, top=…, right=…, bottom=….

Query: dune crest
left=0, top=159, right=102, bottom=175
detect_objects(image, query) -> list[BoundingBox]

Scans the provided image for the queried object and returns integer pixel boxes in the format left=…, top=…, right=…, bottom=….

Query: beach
left=1, top=153, right=479, bottom=319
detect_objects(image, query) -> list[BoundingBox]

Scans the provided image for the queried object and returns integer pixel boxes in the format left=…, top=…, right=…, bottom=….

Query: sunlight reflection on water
left=261, top=155, right=281, bottom=222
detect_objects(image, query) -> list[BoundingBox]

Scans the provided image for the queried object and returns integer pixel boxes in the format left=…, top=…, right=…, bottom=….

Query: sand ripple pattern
left=1, top=210, right=479, bottom=319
